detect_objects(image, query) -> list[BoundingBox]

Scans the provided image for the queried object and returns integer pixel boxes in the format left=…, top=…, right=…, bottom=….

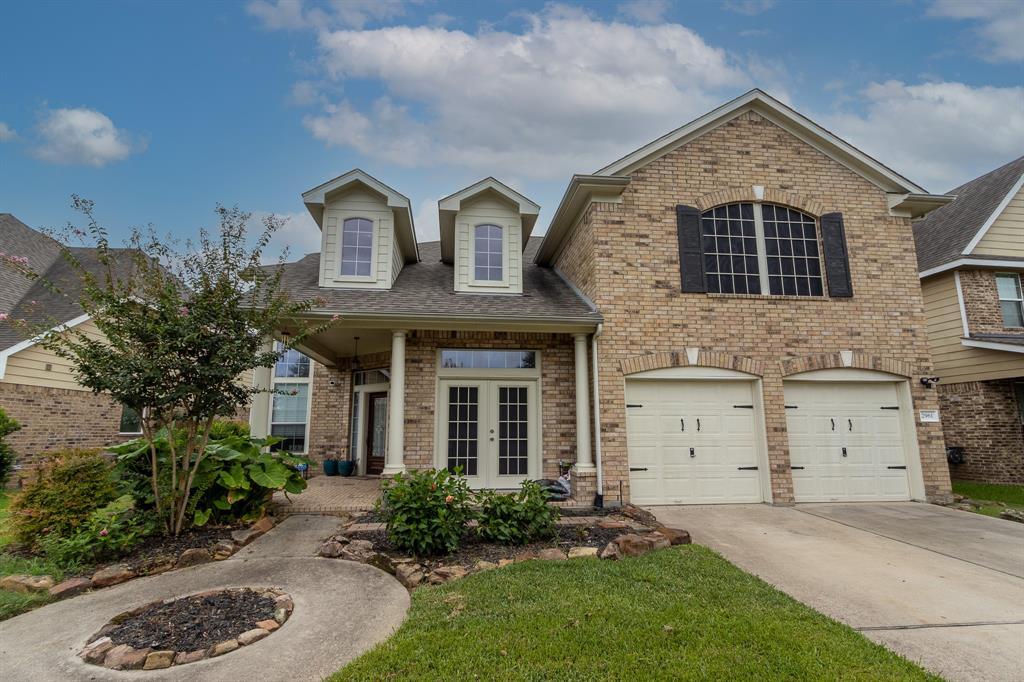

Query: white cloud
left=247, top=0, right=309, bottom=30
left=303, top=7, right=752, bottom=180
left=617, top=0, right=670, bottom=23
left=330, top=0, right=406, bottom=30
left=723, top=0, right=776, bottom=16
left=247, top=0, right=406, bottom=31
left=928, top=0, right=1024, bottom=62
left=821, top=80, right=1024, bottom=192
left=258, top=210, right=322, bottom=263
left=33, top=107, right=144, bottom=167
left=288, top=80, right=322, bottom=106
left=0, top=122, right=15, bottom=141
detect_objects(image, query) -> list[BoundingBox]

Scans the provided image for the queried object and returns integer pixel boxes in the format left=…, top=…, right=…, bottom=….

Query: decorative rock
left=318, top=540, right=346, bottom=558
left=395, top=563, right=425, bottom=589
left=252, top=516, right=275, bottom=534
left=274, top=607, right=289, bottom=624
left=475, top=560, right=499, bottom=571
left=653, top=527, right=692, bottom=546
left=143, top=650, right=175, bottom=670
left=176, top=548, right=213, bottom=568
left=537, top=548, right=567, bottom=561
left=568, top=546, right=600, bottom=559
left=615, top=533, right=670, bottom=557
left=104, top=645, right=151, bottom=670
left=212, top=540, right=236, bottom=560
left=513, top=550, right=538, bottom=562
left=0, top=574, right=54, bottom=593
left=232, top=528, right=261, bottom=546
left=597, top=519, right=629, bottom=530
left=621, top=503, right=660, bottom=528
left=238, top=628, right=270, bottom=646
left=367, top=552, right=397, bottom=574
left=175, top=649, right=207, bottom=665
left=428, top=565, right=468, bottom=584
left=274, top=594, right=294, bottom=611
left=91, top=565, right=136, bottom=588
left=50, top=576, right=92, bottom=599
left=209, top=639, right=239, bottom=657
left=339, top=539, right=376, bottom=562
left=80, top=636, right=113, bottom=663
left=1000, top=508, right=1024, bottom=524
left=256, top=618, right=280, bottom=632
left=599, top=542, right=621, bottom=560
left=497, top=559, right=514, bottom=567
left=145, top=560, right=176, bottom=575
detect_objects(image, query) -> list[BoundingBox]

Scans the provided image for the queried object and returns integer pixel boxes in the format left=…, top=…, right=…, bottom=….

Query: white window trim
left=468, top=223, right=511, bottom=287
left=337, top=215, right=378, bottom=283
left=996, top=272, right=1024, bottom=329
left=268, top=348, right=314, bottom=454
left=436, top=349, right=541, bottom=378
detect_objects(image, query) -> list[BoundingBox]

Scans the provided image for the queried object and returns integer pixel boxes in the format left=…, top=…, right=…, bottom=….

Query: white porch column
left=249, top=340, right=273, bottom=439
left=383, top=330, right=407, bottom=475
left=573, top=333, right=595, bottom=471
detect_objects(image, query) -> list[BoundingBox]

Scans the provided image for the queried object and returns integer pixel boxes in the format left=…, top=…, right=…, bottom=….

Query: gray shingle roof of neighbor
left=913, top=156, right=1024, bottom=273
left=271, top=237, right=601, bottom=324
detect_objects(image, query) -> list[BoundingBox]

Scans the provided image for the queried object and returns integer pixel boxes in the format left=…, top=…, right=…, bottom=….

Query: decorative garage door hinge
left=626, top=403, right=643, bottom=408
left=736, top=466, right=759, bottom=470
left=629, top=467, right=648, bottom=472
left=880, top=406, right=900, bottom=410
left=733, top=404, right=754, bottom=409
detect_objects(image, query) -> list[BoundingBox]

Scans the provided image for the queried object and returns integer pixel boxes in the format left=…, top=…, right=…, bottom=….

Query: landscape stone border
left=78, top=587, right=293, bottom=671
left=0, top=517, right=277, bottom=601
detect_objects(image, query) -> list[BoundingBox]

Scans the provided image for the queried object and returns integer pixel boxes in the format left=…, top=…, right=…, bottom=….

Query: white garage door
left=626, top=379, right=763, bottom=505
left=785, top=381, right=910, bottom=502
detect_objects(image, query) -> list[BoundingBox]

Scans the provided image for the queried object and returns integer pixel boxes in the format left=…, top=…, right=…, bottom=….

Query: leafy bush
left=0, top=408, right=19, bottom=488
left=9, top=450, right=120, bottom=548
left=207, top=419, right=250, bottom=440
left=110, top=431, right=309, bottom=528
left=475, top=480, right=559, bottom=545
left=40, top=494, right=156, bottom=568
left=378, top=468, right=474, bottom=556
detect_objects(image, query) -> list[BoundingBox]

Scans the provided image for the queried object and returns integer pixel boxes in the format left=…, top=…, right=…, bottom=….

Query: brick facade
left=939, top=379, right=1024, bottom=484
left=960, top=269, right=1024, bottom=336
left=554, top=110, right=951, bottom=503
left=0, top=383, right=133, bottom=488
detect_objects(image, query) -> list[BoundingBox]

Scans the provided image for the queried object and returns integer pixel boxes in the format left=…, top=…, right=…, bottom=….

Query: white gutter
left=920, top=258, right=1024, bottom=279
left=591, top=323, right=604, bottom=505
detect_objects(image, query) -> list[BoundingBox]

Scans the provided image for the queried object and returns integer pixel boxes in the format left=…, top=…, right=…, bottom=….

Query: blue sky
left=1, top=0, right=1021, bottom=259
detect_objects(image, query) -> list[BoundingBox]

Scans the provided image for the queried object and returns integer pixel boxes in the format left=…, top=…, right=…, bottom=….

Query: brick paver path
left=273, top=475, right=382, bottom=514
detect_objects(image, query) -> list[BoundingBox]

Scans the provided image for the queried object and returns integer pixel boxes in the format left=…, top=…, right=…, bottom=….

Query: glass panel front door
left=365, top=392, right=388, bottom=475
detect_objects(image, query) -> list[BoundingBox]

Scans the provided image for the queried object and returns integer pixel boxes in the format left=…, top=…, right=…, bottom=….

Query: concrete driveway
left=653, top=503, right=1024, bottom=682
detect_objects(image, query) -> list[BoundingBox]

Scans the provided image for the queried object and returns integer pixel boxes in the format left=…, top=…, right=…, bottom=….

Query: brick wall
left=556, top=110, right=950, bottom=503
left=939, top=379, right=1024, bottom=484
left=0, top=383, right=132, bottom=488
left=960, top=269, right=1024, bottom=336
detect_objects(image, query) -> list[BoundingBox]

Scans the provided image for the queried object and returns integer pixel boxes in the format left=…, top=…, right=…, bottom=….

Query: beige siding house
left=914, top=157, right=1024, bottom=484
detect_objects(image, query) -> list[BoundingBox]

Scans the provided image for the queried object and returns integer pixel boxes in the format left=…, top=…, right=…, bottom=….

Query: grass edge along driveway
left=331, top=545, right=938, bottom=681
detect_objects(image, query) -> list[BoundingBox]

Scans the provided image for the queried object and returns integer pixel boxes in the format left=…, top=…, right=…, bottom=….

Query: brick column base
left=570, top=467, right=598, bottom=506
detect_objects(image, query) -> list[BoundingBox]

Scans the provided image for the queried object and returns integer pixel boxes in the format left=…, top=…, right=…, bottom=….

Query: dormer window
left=474, top=224, right=504, bottom=282
left=341, top=217, right=374, bottom=278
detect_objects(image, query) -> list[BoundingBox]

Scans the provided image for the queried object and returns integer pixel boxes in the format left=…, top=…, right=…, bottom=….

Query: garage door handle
left=680, top=418, right=685, bottom=432
left=887, top=465, right=907, bottom=470
left=848, top=419, right=853, bottom=432
left=830, top=418, right=835, bottom=431
left=697, top=418, right=701, bottom=432
left=629, top=467, right=648, bottom=472
left=737, top=466, right=758, bottom=470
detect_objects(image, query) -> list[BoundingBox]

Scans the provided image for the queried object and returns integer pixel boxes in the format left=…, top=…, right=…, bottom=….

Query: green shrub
left=110, top=431, right=309, bottom=528
left=41, top=494, right=156, bottom=568
left=0, top=409, right=19, bottom=488
left=207, top=419, right=251, bottom=440
left=9, top=450, right=119, bottom=548
left=378, top=468, right=474, bottom=556
left=475, top=480, right=559, bottom=545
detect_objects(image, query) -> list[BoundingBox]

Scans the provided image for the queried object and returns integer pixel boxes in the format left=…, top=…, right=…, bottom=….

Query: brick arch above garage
left=781, top=352, right=919, bottom=379
left=620, top=350, right=766, bottom=377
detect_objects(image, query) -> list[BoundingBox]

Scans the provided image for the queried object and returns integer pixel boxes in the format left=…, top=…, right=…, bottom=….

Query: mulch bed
left=115, top=524, right=242, bottom=574
left=349, top=524, right=624, bottom=569
left=350, top=505, right=616, bottom=525
left=103, top=589, right=277, bottom=652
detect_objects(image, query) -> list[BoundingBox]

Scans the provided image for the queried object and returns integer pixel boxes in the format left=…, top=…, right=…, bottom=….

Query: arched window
left=700, top=203, right=823, bottom=296
left=340, top=217, right=374, bottom=277
left=474, top=224, right=503, bottom=282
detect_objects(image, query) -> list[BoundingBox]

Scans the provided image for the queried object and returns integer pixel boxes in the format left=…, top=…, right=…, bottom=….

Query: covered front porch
left=251, top=318, right=601, bottom=503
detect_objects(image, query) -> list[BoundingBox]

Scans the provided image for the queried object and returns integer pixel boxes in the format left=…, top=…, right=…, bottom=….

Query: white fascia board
left=962, top=172, right=1024, bottom=255
left=919, top=258, right=1024, bottom=279
left=887, top=192, right=956, bottom=218
left=961, top=338, right=1024, bottom=354
left=535, top=175, right=630, bottom=265
left=596, top=89, right=928, bottom=195
left=0, top=313, right=91, bottom=380
left=438, top=177, right=541, bottom=263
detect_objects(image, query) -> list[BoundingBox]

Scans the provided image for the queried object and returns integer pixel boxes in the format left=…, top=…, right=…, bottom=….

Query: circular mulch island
left=78, top=587, right=293, bottom=670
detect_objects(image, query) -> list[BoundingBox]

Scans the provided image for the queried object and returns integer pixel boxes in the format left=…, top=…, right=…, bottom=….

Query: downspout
left=591, top=323, right=604, bottom=507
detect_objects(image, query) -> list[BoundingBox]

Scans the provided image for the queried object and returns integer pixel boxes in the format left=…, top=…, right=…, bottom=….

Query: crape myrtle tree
left=6, top=197, right=331, bottom=535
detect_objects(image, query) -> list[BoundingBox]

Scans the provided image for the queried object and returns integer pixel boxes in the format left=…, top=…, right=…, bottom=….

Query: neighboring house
left=914, top=157, right=1024, bottom=485
left=252, top=89, right=956, bottom=506
left=0, top=214, right=142, bottom=486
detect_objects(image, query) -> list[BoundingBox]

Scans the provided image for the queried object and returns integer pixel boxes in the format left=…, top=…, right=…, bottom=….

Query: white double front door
left=438, top=379, right=538, bottom=489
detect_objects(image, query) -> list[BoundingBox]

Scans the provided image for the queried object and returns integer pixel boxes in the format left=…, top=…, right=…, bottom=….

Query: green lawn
left=952, top=481, right=1024, bottom=518
left=331, top=546, right=938, bottom=681
left=0, top=492, right=62, bottom=620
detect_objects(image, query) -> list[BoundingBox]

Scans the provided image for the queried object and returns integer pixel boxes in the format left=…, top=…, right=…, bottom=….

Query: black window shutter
left=676, top=204, right=705, bottom=293
left=820, top=212, right=853, bottom=298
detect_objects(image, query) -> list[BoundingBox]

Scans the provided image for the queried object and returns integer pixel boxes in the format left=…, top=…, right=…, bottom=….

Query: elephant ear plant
left=5, top=197, right=331, bottom=535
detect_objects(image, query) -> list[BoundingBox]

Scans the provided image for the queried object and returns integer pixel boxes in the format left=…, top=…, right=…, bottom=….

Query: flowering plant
left=378, top=468, right=474, bottom=556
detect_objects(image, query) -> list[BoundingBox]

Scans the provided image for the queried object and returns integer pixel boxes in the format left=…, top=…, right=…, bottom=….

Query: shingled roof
left=273, top=237, right=601, bottom=324
left=913, top=156, right=1024, bottom=273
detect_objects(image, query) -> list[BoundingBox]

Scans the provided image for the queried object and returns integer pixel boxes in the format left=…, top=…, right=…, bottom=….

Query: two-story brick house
left=915, top=157, right=1024, bottom=484
left=253, top=90, right=955, bottom=505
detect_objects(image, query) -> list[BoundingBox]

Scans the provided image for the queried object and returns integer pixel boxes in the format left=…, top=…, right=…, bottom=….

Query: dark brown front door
left=365, top=392, right=387, bottom=475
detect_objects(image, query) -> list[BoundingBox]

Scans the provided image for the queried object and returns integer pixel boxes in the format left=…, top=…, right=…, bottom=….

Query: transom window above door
left=473, top=224, right=504, bottom=282
left=701, top=203, right=824, bottom=296
left=340, top=217, right=374, bottom=277
left=441, top=349, right=536, bottom=369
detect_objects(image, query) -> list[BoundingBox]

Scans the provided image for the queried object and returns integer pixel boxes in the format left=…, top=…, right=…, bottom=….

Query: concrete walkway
left=0, top=516, right=409, bottom=681
left=654, top=503, right=1024, bottom=682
